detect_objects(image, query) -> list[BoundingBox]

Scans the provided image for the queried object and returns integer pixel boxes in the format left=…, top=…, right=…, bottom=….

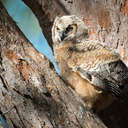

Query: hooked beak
left=59, top=30, right=67, bottom=41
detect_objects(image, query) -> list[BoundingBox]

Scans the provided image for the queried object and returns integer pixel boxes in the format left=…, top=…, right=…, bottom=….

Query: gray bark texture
left=0, top=0, right=128, bottom=128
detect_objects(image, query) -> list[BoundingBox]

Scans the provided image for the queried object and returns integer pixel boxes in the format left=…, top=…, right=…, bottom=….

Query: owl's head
left=52, top=15, right=88, bottom=44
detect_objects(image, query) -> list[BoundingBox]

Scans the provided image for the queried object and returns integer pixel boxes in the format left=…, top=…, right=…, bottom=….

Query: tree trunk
left=1, top=0, right=128, bottom=128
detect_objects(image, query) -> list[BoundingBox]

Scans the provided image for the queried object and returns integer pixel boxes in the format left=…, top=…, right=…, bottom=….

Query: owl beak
left=59, top=31, right=67, bottom=41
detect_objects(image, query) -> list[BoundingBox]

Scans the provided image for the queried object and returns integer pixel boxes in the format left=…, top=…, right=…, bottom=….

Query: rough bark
left=1, top=0, right=128, bottom=128
left=23, top=1, right=128, bottom=127
left=0, top=3, right=107, bottom=128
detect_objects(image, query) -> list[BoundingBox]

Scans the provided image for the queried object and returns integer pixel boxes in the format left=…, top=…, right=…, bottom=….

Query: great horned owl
left=52, top=15, right=128, bottom=111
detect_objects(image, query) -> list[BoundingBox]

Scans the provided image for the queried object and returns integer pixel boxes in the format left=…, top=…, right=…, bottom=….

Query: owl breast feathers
left=52, top=15, right=128, bottom=111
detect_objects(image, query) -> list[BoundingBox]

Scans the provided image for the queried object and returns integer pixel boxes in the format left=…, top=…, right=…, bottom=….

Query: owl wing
left=77, top=60, right=128, bottom=98
left=67, top=42, right=128, bottom=99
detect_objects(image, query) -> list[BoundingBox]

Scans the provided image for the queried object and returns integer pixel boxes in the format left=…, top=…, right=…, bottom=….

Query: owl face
left=52, top=15, right=88, bottom=44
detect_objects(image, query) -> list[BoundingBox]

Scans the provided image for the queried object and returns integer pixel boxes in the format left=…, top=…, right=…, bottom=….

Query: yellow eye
left=65, top=24, right=77, bottom=35
left=65, top=25, right=73, bottom=33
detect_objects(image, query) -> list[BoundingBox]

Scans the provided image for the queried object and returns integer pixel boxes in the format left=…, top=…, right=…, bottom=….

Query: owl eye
left=65, top=25, right=73, bottom=34
left=56, top=27, right=60, bottom=30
